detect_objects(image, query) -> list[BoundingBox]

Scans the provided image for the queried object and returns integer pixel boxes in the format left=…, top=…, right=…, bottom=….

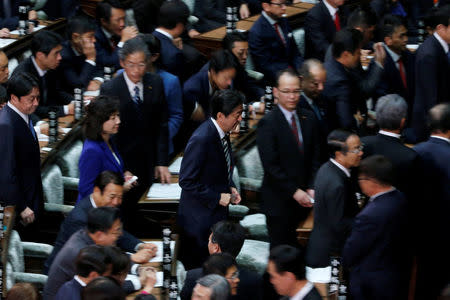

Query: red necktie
left=398, top=58, right=407, bottom=88
left=274, top=23, right=287, bottom=47
left=291, top=115, right=301, bottom=147
left=334, top=12, right=341, bottom=31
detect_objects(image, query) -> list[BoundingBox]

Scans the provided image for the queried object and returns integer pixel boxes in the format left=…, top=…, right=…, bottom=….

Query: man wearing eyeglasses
left=100, top=37, right=170, bottom=232
left=257, top=69, right=320, bottom=249
left=248, top=0, right=303, bottom=84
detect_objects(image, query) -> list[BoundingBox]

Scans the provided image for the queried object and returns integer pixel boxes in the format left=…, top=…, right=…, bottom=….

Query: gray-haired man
left=192, top=274, right=230, bottom=300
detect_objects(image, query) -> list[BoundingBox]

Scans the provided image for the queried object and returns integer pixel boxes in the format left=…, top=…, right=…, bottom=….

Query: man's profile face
left=263, top=0, right=286, bottom=19
left=274, top=73, right=301, bottom=112
left=267, top=261, right=291, bottom=296
left=103, top=7, right=126, bottom=36
left=231, top=41, right=248, bottom=66
left=97, top=183, right=123, bottom=208
left=120, top=51, right=147, bottom=84
left=191, top=284, right=212, bottom=300
left=341, top=135, right=363, bottom=168
left=40, top=45, right=63, bottom=70
left=11, top=87, right=40, bottom=115
left=96, top=219, right=123, bottom=246
left=0, top=52, right=9, bottom=84
left=211, top=68, right=236, bottom=90
left=219, top=104, right=243, bottom=132
left=301, top=67, right=326, bottom=100
left=386, top=25, right=408, bottom=54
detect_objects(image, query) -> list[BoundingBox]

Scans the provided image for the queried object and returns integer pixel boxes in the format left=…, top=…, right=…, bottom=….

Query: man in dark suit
left=100, top=37, right=170, bottom=230
left=194, top=0, right=249, bottom=32
left=343, top=155, right=410, bottom=300
left=322, top=28, right=364, bottom=131
left=248, top=0, right=303, bottom=84
left=0, top=50, right=8, bottom=85
left=304, top=0, right=346, bottom=61
left=267, top=245, right=322, bottom=300
left=305, top=129, right=361, bottom=298
left=0, top=0, right=37, bottom=30
left=412, top=6, right=450, bottom=142
left=0, top=73, right=43, bottom=241
left=11, top=30, right=75, bottom=119
left=54, top=245, right=109, bottom=300
left=180, top=221, right=262, bottom=300
left=59, top=15, right=103, bottom=94
left=45, top=171, right=157, bottom=274
left=298, top=59, right=329, bottom=162
left=257, top=69, right=320, bottom=248
left=43, top=207, right=123, bottom=300
left=94, top=0, right=138, bottom=70
left=413, top=103, right=450, bottom=300
left=177, top=90, right=243, bottom=270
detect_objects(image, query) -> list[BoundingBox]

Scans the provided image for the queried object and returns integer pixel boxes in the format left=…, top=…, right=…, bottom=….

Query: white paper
left=146, top=183, right=181, bottom=199
left=147, top=241, right=176, bottom=263
left=155, top=272, right=164, bottom=287
left=168, top=157, right=183, bottom=174
left=0, top=38, right=16, bottom=48
left=41, top=147, right=52, bottom=152
left=61, top=127, right=71, bottom=134
left=38, top=134, right=49, bottom=141
left=10, top=25, right=46, bottom=35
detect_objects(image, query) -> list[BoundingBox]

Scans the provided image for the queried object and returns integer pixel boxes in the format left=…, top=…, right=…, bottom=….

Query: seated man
left=192, top=274, right=230, bottom=300
left=59, top=15, right=103, bottom=94
left=194, top=0, right=249, bottom=33
left=94, top=0, right=138, bottom=70
left=82, top=277, right=126, bottom=300
left=44, top=171, right=157, bottom=273
left=0, top=1, right=37, bottom=30
left=0, top=50, right=8, bottom=108
left=248, top=0, right=303, bottom=84
left=11, top=31, right=74, bottom=119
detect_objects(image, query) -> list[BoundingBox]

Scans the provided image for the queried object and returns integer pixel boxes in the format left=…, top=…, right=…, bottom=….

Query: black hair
left=332, top=28, right=363, bottom=58
left=209, top=49, right=238, bottom=73
left=31, top=30, right=63, bottom=56
left=211, top=89, right=244, bottom=120
left=87, top=207, right=121, bottom=234
left=7, top=72, right=39, bottom=99
left=222, top=32, right=248, bottom=52
left=210, top=221, right=246, bottom=258
left=327, top=129, right=355, bottom=158
left=359, top=155, right=395, bottom=186
left=426, top=5, right=450, bottom=29
left=269, top=245, right=306, bottom=280
left=119, top=37, right=151, bottom=61
left=347, top=6, right=377, bottom=29
left=203, top=253, right=237, bottom=276
left=94, top=171, right=125, bottom=193
left=275, top=68, right=300, bottom=88
left=83, top=95, right=120, bottom=141
left=82, top=276, right=125, bottom=300
left=75, top=245, right=108, bottom=277
left=139, top=33, right=161, bottom=66
left=380, top=14, right=406, bottom=38
left=103, top=246, right=131, bottom=276
left=428, top=103, right=450, bottom=133
left=67, top=15, right=97, bottom=38
left=0, top=86, right=8, bottom=105
left=96, top=0, right=124, bottom=23
left=157, top=0, right=190, bottom=29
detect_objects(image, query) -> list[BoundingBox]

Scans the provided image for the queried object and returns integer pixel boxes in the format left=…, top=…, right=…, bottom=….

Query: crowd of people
left=1, top=0, right=450, bottom=299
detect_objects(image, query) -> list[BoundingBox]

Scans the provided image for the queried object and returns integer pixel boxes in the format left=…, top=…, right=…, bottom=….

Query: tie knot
left=134, top=85, right=140, bottom=93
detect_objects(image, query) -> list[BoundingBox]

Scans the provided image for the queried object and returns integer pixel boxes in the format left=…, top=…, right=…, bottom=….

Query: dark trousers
left=266, top=215, right=303, bottom=249
left=178, top=229, right=210, bottom=271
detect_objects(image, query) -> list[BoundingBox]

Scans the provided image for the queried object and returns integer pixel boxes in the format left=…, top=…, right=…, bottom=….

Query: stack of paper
left=10, top=25, right=46, bottom=35
left=146, top=183, right=181, bottom=199
left=0, top=39, right=16, bottom=48
left=147, top=241, right=176, bottom=263
left=168, top=157, right=183, bottom=174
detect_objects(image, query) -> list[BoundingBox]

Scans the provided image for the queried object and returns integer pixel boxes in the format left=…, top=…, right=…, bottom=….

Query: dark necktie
left=3, top=0, right=11, bottom=18
left=110, top=36, right=119, bottom=51
left=397, top=57, right=407, bottom=89
left=291, top=114, right=302, bottom=147
left=133, top=85, right=142, bottom=105
left=222, top=136, right=232, bottom=184
left=29, top=118, right=37, bottom=140
left=334, top=12, right=341, bottom=31
left=274, top=23, right=286, bottom=47
left=310, top=102, right=322, bottom=121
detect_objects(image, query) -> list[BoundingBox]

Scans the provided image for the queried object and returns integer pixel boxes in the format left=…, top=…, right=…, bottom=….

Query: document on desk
left=0, top=38, right=16, bottom=48
left=146, top=241, right=176, bottom=263
left=168, top=157, right=183, bottom=174
left=10, top=25, right=46, bottom=35
left=147, top=183, right=181, bottom=199
left=125, top=273, right=164, bottom=287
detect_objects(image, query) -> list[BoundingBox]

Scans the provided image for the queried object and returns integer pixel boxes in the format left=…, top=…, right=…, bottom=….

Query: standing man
left=100, top=37, right=170, bottom=231
left=178, top=90, right=243, bottom=270
left=249, top=0, right=303, bottom=84
left=257, top=69, right=320, bottom=248
left=305, top=129, right=362, bottom=298
left=0, top=73, right=43, bottom=241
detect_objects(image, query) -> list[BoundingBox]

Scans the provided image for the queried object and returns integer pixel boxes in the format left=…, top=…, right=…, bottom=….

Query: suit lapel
left=143, top=73, right=153, bottom=112
left=274, top=106, right=302, bottom=151
left=207, top=119, right=229, bottom=179
left=99, top=141, right=122, bottom=171
left=6, top=105, right=39, bottom=148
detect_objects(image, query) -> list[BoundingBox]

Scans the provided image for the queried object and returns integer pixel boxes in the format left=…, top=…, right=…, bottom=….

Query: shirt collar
left=290, top=282, right=314, bottom=300
left=74, top=275, right=87, bottom=287
left=330, top=158, right=351, bottom=178
left=383, top=43, right=401, bottom=63
left=155, top=28, right=173, bottom=40
left=90, top=195, right=97, bottom=208
left=278, top=103, right=296, bottom=123
left=323, top=0, right=338, bottom=17
left=211, top=117, right=226, bottom=139
left=431, top=135, right=450, bottom=144
left=7, top=102, right=29, bottom=124
left=262, top=11, right=277, bottom=26
left=123, top=71, right=143, bottom=96
left=369, top=187, right=396, bottom=202
left=102, top=27, right=113, bottom=39
left=71, top=45, right=81, bottom=57
left=379, top=130, right=401, bottom=139
left=31, top=56, right=47, bottom=77
left=433, top=32, right=449, bottom=54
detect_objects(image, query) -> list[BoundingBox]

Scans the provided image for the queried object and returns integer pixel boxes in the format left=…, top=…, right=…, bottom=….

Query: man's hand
left=28, top=10, right=37, bottom=20
left=373, top=42, right=386, bottom=66
left=86, top=80, right=101, bottom=91
left=131, top=249, right=154, bottom=264
left=188, top=29, right=200, bottom=38
left=123, top=170, right=138, bottom=192
left=219, top=193, right=231, bottom=206
left=0, top=28, right=10, bottom=38
left=191, top=104, right=206, bottom=121
left=67, top=102, right=75, bottom=115
left=293, top=189, right=313, bottom=207
left=239, top=3, right=250, bottom=19
left=139, top=266, right=157, bottom=294
left=306, top=189, right=315, bottom=200
left=138, top=242, right=158, bottom=256
left=120, top=26, right=138, bottom=43
left=155, top=166, right=171, bottom=183
left=230, top=187, right=241, bottom=204
left=81, top=37, right=96, bottom=61
left=20, top=207, right=35, bottom=225
left=172, top=37, right=183, bottom=50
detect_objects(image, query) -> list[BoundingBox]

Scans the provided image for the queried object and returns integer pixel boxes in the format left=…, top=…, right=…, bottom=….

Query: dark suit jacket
left=178, top=119, right=235, bottom=246
left=100, top=72, right=169, bottom=186
left=257, top=105, right=320, bottom=218
left=44, top=195, right=141, bottom=273
left=42, top=0, right=80, bottom=20
left=280, top=284, right=322, bottom=300
left=306, top=161, right=359, bottom=267
left=413, top=34, right=450, bottom=141
left=0, top=0, right=19, bottom=30
left=0, top=105, right=43, bottom=217
left=11, top=57, right=73, bottom=119
left=94, top=26, right=121, bottom=70
left=59, top=40, right=102, bottom=93
left=249, top=14, right=303, bottom=84
left=77, top=139, right=124, bottom=201
left=193, top=0, right=232, bottom=32
left=183, top=67, right=213, bottom=118
left=343, top=189, right=410, bottom=300
left=152, top=30, right=186, bottom=81
left=54, top=278, right=82, bottom=300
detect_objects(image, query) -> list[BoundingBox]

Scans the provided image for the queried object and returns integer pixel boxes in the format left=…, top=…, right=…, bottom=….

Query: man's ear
left=87, top=271, right=100, bottom=281
left=211, top=242, right=221, bottom=254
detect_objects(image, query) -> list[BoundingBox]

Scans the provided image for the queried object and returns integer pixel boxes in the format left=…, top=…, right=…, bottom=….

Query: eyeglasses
left=227, top=270, right=240, bottom=280
left=358, top=177, right=370, bottom=181
left=347, top=145, right=364, bottom=154
left=279, top=90, right=301, bottom=95
left=270, top=2, right=287, bottom=6
left=124, top=62, right=147, bottom=69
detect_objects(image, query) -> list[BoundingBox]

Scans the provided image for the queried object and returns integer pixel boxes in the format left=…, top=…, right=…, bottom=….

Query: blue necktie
left=29, top=118, right=37, bottom=140
left=133, top=85, right=142, bottom=105
left=3, top=0, right=12, bottom=18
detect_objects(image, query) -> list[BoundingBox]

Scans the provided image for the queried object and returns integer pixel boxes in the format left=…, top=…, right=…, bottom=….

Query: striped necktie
left=222, top=136, right=232, bottom=183
left=29, top=118, right=37, bottom=140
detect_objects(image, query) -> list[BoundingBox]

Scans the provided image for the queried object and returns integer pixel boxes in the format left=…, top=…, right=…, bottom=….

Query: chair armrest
left=239, top=177, right=262, bottom=192
left=246, top=70, right=264, bottom=81
left=13, top=272, right=48, bottom=286
left=62, top=176, right=79, bottom=191
left=22, top=242, right=54, bottom=258
left=229, top=204, right=249, bottom=219
left=44, top=202, right=74, bottom=214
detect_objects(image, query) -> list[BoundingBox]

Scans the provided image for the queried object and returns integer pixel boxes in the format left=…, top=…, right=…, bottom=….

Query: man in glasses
left=257, top=69, right=320, bottom=249
left=249, top=0, right=303, bottom=84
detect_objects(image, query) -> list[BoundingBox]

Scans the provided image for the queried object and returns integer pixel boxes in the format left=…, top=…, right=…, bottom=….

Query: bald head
left=0, top=51, right=9, bottom=84
left=298, top=59, right=326, bottom=100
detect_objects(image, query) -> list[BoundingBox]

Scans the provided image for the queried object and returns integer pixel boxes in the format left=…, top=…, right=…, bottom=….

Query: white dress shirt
left=379, top=130, right=401, bottom=139
left=155, top=28, right=174, bottom=40
left=323, top=0, right=339, bottom=19
left=330, top=158, right=351, bottom=178
left=211, top=117, right=226, bottom=138
left=431, top=135, right=450, bottom=144
left=7, top=101, right=29, bottom=125
left=123, top=71, right=144, bottom=101
left=433, top=32, right=449, bottom=54
left=278, top=104, right=303, bottom=144
left=290, top=282, right=315, bottom=300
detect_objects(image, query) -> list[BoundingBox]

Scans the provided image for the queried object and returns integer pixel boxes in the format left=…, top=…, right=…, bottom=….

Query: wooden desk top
left=195, top=20, right=255, bottom=42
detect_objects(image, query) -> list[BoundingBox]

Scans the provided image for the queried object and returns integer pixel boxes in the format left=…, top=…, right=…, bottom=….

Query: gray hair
left=297, top=58, right=325, bottom=79
left=196, top=274, right=230, bottom=300
left=118, top=37, right=150, bottom=61
left=375, top=94, right=408, bottom=130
